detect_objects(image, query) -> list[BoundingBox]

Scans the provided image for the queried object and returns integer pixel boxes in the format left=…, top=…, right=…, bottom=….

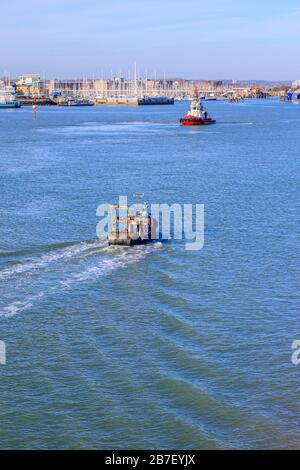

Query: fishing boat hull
left=108, top=233, right=151, bottom=246
left=180, top=117, right=216, bottom=126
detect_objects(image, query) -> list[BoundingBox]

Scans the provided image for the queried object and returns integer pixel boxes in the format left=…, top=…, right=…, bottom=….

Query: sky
left=1, top=0, right=299, bottom=80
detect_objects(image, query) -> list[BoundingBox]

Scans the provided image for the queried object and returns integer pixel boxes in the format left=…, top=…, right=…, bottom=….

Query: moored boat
left=0, top=83, right=21, bottom=109
left=58, top=98, right=94, bottom=107
left=138, top=96, right=174, bottom=105
left=229, top=95, right=244, bottom=103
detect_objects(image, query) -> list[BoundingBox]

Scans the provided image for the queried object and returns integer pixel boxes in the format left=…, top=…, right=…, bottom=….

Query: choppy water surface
left=0, top=100, right=299, bottom=449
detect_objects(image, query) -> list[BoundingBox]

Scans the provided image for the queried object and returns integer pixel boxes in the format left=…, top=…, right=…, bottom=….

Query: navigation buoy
left=33, top=97, right=37, bottom=120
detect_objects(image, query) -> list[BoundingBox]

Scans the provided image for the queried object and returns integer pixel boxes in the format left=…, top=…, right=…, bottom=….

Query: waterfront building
left=16, top=74, right=41, bottom=97
left=10, top=72, right=282, bottom=101
left=292, top=80, right=300, bottom=89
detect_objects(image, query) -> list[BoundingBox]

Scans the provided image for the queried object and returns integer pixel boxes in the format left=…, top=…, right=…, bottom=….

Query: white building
left=292, top=80, right=300, bottom=89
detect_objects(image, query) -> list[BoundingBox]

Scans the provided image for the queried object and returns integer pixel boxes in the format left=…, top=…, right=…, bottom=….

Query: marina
left=2, top=73, right=290, bottom=108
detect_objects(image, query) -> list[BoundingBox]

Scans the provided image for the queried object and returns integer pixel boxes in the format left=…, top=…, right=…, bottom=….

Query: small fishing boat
left=180, top=90, right=216, bottom=126
left=108, top=201, right=158, bottom=246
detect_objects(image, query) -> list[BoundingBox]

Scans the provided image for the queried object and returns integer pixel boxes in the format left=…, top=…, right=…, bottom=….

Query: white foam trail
left=61, top=243, right=162, bottom=287
left=0, top=243, right=163, bottom=317
left=221, top=122, right=256, bottom=126
left=0, top=293, right=45, bottom=318
left=0, top=241, right=106, bottom=280
left=37, top=122, right=176, bottom=135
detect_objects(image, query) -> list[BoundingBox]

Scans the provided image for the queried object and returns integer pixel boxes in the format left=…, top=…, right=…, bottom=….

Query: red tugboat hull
left=180, top=117, right=216, bottom=126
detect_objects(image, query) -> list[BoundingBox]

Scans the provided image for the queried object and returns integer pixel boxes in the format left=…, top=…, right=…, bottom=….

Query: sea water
left=0, top=100, right=299, bottom=449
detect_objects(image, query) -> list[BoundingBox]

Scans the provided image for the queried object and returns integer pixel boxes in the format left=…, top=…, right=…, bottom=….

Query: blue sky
left=1, top=0, right=299, bottom=80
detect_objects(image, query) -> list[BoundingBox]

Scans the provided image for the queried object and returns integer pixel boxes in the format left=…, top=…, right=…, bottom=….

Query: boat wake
left=220, top=121, right=257, bottom=126
left=61, top=242, right=162, bottom=287
left=1, top=293, right=45, bottom=318
left=0, top=240, right=104, bottom=281
left=37, top=121, right=177, bottom=136
left=0, top=240, right=162, bottom=318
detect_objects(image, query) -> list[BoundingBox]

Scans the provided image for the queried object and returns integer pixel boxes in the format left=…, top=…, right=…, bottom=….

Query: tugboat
left=108, top=201, right=158, bottom=246
left=180, top=89, right=216, bottom=126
